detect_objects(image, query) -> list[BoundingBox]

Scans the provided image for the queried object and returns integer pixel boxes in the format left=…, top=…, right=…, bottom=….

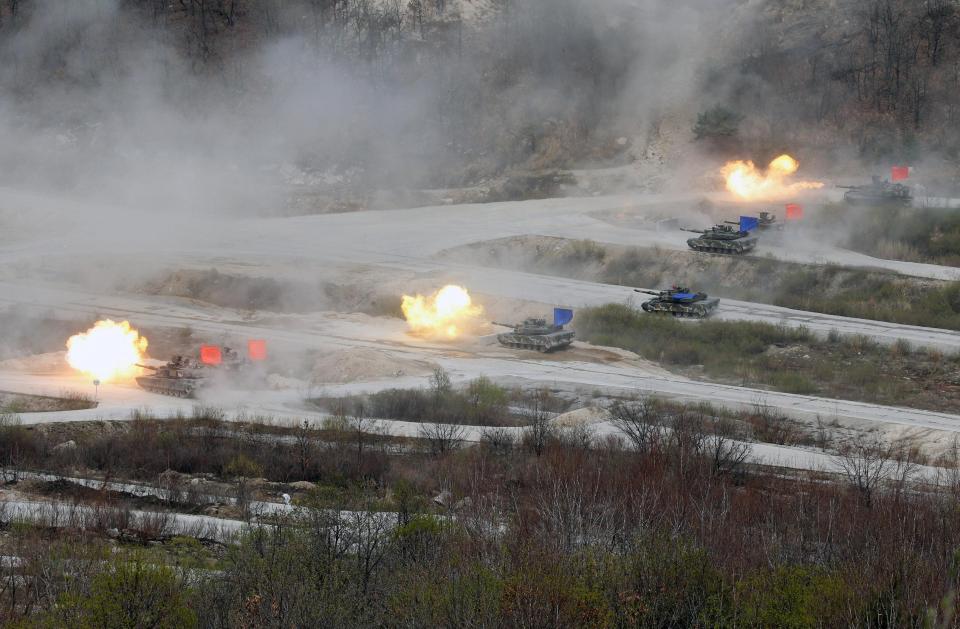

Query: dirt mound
left=310, top=348, right=435, bottom=384
left=553, top=406, right=608, bottom=428
left=139, top=269, right=403, bottom=317
left=0, top=351, right=69, bottom=374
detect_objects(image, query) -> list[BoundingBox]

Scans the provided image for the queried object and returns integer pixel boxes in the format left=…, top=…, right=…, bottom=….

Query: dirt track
left=1, top=187, right=958, bottom=447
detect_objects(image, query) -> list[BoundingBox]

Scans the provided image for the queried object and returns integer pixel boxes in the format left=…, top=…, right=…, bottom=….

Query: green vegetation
left=602, top=248, right=960, bottom=331
left=0, top=391, right=96, bottom=414
left=317, top=372, right=569, bottom=427
left=575, top=303, right=960, bottom=411
left=818, top=203, right=960, bottom=266
left=452, top=236, right=960, bottom=331
left=693, top=106, right=743, bottom=140
left=772, top=268, right=960, bottom=330
left=56, top=558, right=195, bottom=629
left=5, top=432, right=959, bottom=627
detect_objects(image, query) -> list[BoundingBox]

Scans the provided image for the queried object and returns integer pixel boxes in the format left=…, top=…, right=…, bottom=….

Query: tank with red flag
left=839, top=176, right=912, bottom=206
left=135, top=341, right=264, bottom=398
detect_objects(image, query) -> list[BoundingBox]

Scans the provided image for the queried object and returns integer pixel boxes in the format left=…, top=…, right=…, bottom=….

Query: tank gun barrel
left=136, top=364, right=158, bottom=371
left=492, top=321, right=515, bottom=328
left=723, top=220, right=740, bottom=225
left=681, top=227, right=704, bottom=233
left=836, top=185, right=857, bottom=189
left=633, top=289, right=659, bottom=295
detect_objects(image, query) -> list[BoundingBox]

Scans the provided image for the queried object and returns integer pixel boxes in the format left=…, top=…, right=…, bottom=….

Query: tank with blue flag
left=634, top=286, right=719, bottom=318
left=682, top=223, right=758, bottom=254
left=492, top=307, right=575, bottom=352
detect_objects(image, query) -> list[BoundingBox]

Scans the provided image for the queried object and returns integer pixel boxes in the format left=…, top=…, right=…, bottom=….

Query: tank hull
left=641, top=297, right=719, bottom=318
left=686, top=236, right=757, bottom=254
left=135, top=375, right=201, bottom=398
left=843, top=190, right=911, bottom=206
left=497, top=330, right=575, bottom=352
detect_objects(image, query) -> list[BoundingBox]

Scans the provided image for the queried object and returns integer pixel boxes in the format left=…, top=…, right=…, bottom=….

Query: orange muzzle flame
left=722, top=154, right=823, bottom=200
left=401, top=285, right=483, bottom=339
left=66, top=319, right=148, bottom=382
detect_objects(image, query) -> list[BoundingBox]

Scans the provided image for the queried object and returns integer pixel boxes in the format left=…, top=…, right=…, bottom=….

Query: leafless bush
left=556, top=423, right=595, bottom=451
left=704, top=422, right=752, bottom=476
left=133, top=510, right=174, bottom=541
left=56, top=389, right=97, bottom=410
left=534, top=472, right=631, bottom=554
left=667, top=410, right=708, bottom=468
left=192, top=405, right=226, bottom=421
left=834, top=437, right=893, bottom=506
left=419, top=422, right=466, bottom=456
left=129, top=407, right=156, bottom=421
left=607, top=397, right=664, bottom=454
left=747, top=401, right=805, bottom=446
left=521, top=388, right=555, bottom=456
left=480, top=427, right=515, bottom=455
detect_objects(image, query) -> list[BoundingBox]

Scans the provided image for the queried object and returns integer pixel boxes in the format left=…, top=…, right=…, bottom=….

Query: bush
left=40, top=554, right=196, bottom=629
left=693, top=106, right=743, bottom=139
left=736, top=565, right=854, bottom=628
left=769, top=372, right=818, bottom=395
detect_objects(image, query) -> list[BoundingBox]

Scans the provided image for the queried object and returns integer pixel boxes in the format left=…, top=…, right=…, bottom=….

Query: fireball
left=66, top=319, right=148, bottom=382
left=401, top=285, right=483, bottom=339
left=721, top=154, right=823, bottom=200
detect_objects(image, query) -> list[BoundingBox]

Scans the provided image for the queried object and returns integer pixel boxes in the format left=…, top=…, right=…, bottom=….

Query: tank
left=135, top=347, right=250, bottom=398
left=840, top=176, right=912, bottom=206
left=494, top=308, right=575, bottom=352
left=135, top=356, right=208, bottom=398
left=683, top=224, right=758, bottom=254
left=635, top=287, right=719, bottom=318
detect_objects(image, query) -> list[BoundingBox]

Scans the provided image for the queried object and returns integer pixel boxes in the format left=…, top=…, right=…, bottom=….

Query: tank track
left=135, top=377, right=198, bottom=398
left=497, top=333, right=574, bottom=352
left=641, top=302, right=716, bottom=318
left=686, top=238, right=757, bottom=255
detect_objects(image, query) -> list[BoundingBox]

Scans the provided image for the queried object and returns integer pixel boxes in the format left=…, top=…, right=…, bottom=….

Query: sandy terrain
left=0, top=185, right=958, bottom=461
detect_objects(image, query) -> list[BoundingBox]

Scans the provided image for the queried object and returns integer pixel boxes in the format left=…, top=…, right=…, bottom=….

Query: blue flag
left=554, top=308, right=574, bottom=326
left=740, top=216, right=760, bottom=232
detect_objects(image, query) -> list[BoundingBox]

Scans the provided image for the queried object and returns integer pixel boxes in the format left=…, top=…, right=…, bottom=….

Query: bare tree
left=607, top=398, right=663, bottom=454
left=427, top=367, right=452, bottom=421
left=408, top=0, right=424, bottom=37
left=351, top=509, right=392, bottom=594
left=667, top=409, right=708, bottom=477
left=419, top=421, right=465, bottom=456
left=556, top=422, right=595, bottom=451
left=521, top=388, right=554, bottom=456
left=534, top=473, right=624, bottom=553
left=704, top=417, right=752, bottom=476
left=347, top=401, right=378, bottom=473
left=887, top=437, right=922, bottom=497
left=480, top=426, right=515, bottom=455
left=294, top=420, right=315, bottom=478
left=834, top=436, right=892, bottom=506
left=919, top=0, right=956, bottom=66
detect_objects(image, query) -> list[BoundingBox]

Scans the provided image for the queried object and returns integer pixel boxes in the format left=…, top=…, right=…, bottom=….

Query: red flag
left=891, top=166, right=910, bottom=181
left=785, top=203, right=804, bottom=220
left=248, top=339, right=267, bottom=361
left=200, top=345, right=222, bottom=365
